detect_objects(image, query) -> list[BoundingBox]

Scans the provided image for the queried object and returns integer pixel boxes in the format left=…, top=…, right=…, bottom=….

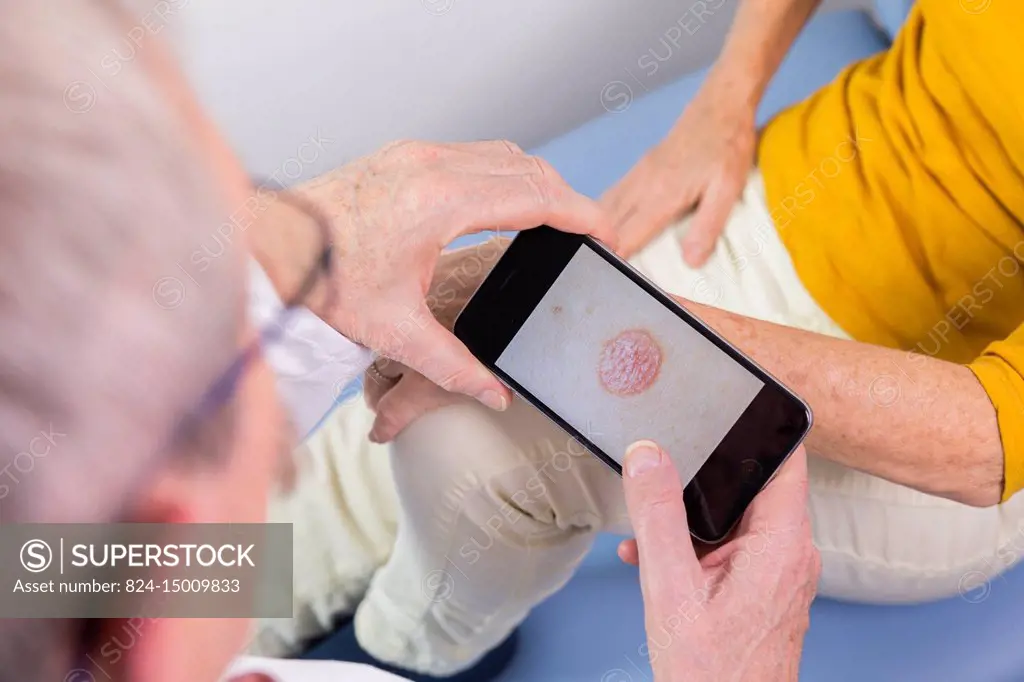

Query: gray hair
left=0, top=1, right=244, bottom=679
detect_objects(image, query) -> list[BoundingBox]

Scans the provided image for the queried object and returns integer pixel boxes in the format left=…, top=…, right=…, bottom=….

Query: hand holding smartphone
left=453, top=227, right=812, bottom=542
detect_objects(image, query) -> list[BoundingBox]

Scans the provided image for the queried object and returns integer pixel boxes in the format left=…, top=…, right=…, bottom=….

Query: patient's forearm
left=709, top=0, right=823, bottom=106
left=687, top=301, right=1004, bottom=507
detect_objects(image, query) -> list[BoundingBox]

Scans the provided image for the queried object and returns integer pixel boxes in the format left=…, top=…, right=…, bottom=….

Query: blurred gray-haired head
left=0, top=1, right=243, bottom=678
left=0, top=0, right=242, bottom=520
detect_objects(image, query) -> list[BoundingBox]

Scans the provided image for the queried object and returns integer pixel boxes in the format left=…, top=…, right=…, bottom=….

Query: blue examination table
left=314, top=6, right=1024, bottom=681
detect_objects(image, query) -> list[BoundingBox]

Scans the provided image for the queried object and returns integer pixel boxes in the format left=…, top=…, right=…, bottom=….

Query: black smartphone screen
left=454, top=227, right=811, bottom=542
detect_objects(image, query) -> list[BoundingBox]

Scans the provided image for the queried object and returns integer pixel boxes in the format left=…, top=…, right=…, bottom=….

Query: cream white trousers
left=255, top=171, right=1024, bottom=676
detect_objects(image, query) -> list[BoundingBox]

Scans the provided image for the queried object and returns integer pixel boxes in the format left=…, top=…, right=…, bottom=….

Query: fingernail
left=368, top=427, right=383, bottom=444
left=478, top=390, right=508, bottom=411
left=625, top=440, right=662, bottom=477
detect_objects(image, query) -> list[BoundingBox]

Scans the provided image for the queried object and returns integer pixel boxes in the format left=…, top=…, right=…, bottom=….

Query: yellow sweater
left=758, top=0, right=1024, bottom=499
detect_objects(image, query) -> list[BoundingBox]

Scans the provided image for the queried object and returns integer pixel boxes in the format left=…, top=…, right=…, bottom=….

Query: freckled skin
left=599, top=328, right=662, bottom=396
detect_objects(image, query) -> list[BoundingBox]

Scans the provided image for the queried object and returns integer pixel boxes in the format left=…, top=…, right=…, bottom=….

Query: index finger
left=444, top=159, right=619, bottom=250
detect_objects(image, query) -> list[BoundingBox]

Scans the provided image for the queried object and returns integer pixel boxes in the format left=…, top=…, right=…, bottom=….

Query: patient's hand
left=364, top=238, right=509, bottom=442
left=619, top=441, right=818, bottom=682
left=601, top=75, right=755, bottom=264
left=364, top=362, right=467, bottom=443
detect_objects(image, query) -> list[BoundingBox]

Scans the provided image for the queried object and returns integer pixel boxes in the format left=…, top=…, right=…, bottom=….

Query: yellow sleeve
left=968, top=324, right=1024, bottom=501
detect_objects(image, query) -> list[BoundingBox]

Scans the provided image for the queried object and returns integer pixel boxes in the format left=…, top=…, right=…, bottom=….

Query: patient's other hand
left=618, top=442, right=818, bottom=682
left=364, top=363, right=468, bottom=443
left=601, top=76, right=755, bottom=264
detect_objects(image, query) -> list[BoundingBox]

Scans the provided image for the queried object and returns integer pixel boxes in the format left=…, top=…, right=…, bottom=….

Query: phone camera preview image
left=495, top=245, right=764, bottom=490
left=456, top=228, right=811, bottom=542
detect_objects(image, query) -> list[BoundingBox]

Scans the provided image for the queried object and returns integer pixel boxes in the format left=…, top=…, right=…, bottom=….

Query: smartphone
left=453, top=227, right=812, bottom=543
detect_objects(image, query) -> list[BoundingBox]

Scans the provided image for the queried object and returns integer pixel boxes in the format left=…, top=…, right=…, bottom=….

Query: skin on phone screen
left=599, top=328, right=663, bottom=397
left=496, top=245, right=763, bottom=485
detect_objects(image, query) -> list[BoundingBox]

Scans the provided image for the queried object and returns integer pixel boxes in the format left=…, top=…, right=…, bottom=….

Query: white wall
left=179, top=0, right=870, bottom=182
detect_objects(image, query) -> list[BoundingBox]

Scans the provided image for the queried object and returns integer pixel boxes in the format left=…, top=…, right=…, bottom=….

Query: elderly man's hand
left=617, top=441, right=819, bottom=682
left=362, top=237, right=510, bottom=442
left=267, top=140, right=614, bottom=412
left=601, top=75, right=755, bottom=264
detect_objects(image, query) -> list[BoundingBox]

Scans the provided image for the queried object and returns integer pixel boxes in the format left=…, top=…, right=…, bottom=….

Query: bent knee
left=392, top=398, right=576, bottom=481
left=390, top=400, right=609, bottom=534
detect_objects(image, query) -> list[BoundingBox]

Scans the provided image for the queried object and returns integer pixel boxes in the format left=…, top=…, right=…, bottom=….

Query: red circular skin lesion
left=598, top=328, right=663, bottom=397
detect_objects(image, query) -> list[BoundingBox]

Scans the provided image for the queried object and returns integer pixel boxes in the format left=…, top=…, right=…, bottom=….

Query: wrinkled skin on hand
left=363, top=237, right=510, bottom=442
left=618, top=442, right=819, bottom=682
left=285, top=140, right=615, bottom=412
left=601, top=77, right=756, bottom=265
